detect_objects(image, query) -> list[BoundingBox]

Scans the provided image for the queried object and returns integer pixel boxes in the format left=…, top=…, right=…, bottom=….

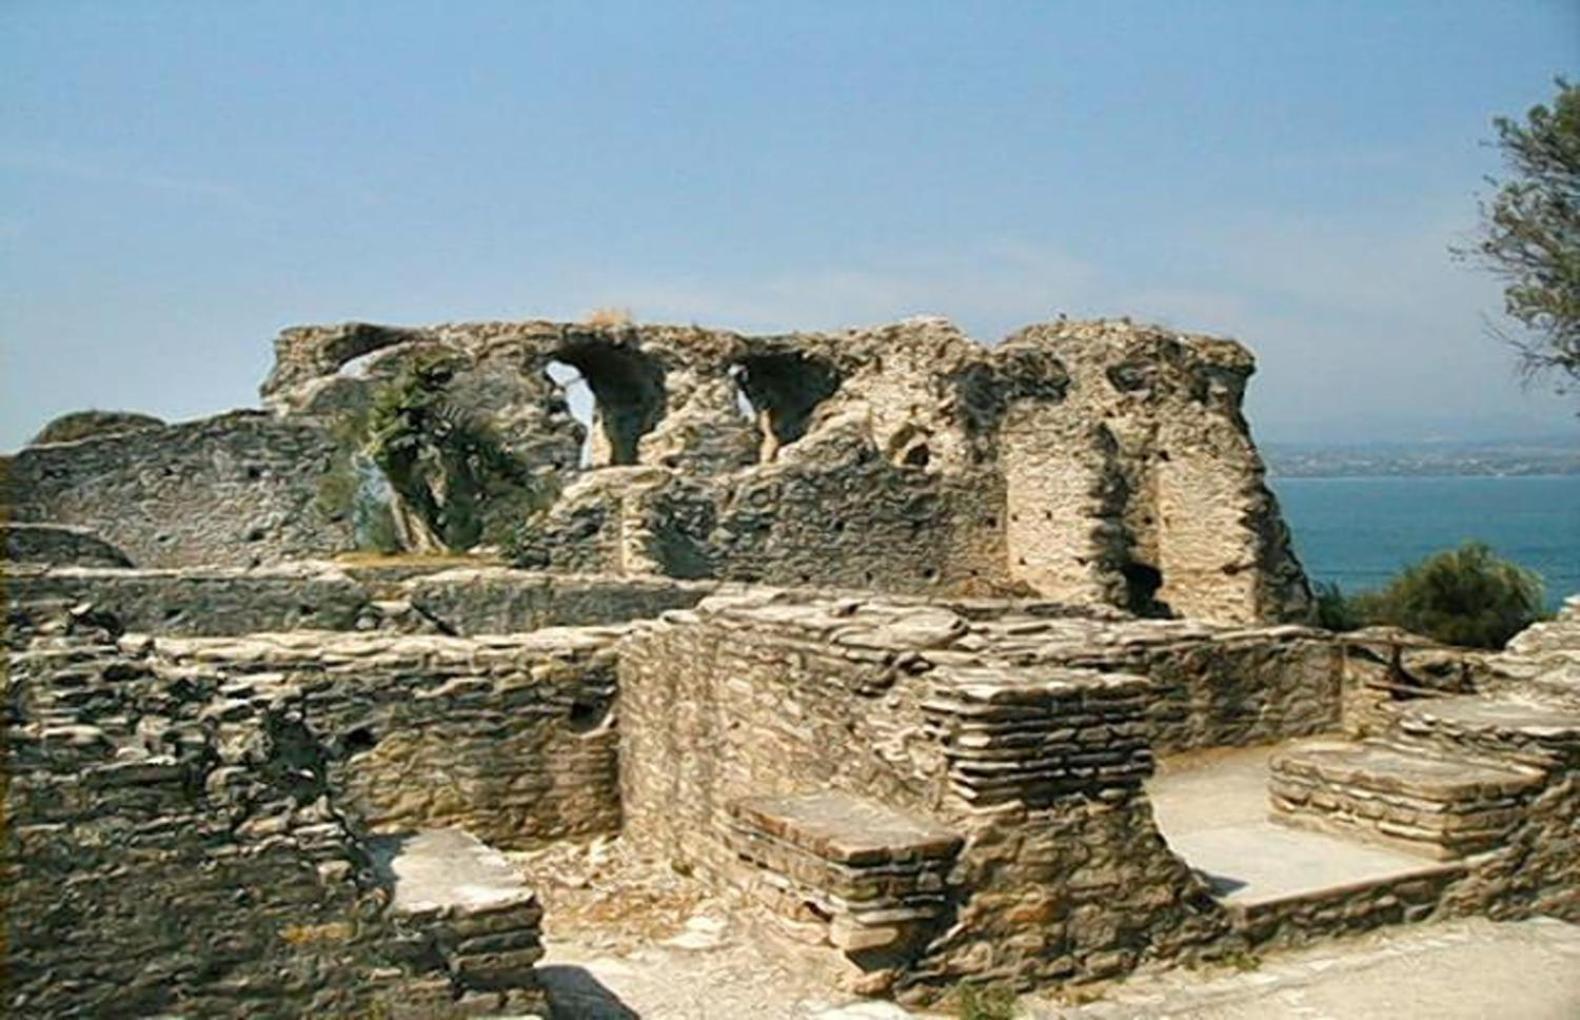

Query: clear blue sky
left=3, top=1, right=1577, bottom=450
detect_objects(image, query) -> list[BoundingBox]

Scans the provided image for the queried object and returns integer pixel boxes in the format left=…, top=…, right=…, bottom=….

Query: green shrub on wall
left=361, top=350, right=555, bottom=553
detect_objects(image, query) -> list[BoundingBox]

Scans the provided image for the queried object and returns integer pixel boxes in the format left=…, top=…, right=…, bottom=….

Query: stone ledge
left=727, top=792, right=962, bottom=866
left=1270, top=740, right=1543, bottom=859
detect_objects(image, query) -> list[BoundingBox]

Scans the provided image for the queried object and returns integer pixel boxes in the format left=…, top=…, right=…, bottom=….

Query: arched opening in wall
left=733, top=352, right=841, bottom=462
left=337, top=344, right=408, bottom=379
left=1121, top=561, right=1171, bottom=618
left=544, top=360, right=596, bottom=467
left=546, top=341, right=666, bottom=467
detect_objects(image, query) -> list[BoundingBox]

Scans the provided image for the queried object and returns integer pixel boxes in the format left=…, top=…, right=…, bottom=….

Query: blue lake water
left=1269, top=475, right=1580, bottom=610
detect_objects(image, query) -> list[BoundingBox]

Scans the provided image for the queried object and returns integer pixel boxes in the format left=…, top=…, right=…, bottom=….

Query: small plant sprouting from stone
left=954, top=982, right=1019, bottom=1020
left=585, top=306, right=633, bottom=327
left=1223, top=948, right=1262, bottom=972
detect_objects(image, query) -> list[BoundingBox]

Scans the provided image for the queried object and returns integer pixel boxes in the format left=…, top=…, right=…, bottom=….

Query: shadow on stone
left=537, top=965, right=642, bottom=1019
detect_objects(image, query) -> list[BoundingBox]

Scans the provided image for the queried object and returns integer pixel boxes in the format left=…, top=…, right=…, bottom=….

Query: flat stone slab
left=727, top=792, right=961, bottom=865
left=370, top=827, right=538, bottom=915
left=1272, top=740, right=1542, bottom=799
left=1402, top=696, right=1580, bottom=737
left=1166, top=820, right=1460, bottom=907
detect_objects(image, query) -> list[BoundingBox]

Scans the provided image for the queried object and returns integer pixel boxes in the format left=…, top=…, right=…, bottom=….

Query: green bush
left=1316, top=542, right=1545, bottom=649
left=1313, top=580, right=1365, bottom=632
left=954, top=983, right=1019, bottom=1020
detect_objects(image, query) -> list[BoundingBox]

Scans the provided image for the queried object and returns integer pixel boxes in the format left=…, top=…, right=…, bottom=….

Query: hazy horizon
left=4, top=1, right=1578, bottom=450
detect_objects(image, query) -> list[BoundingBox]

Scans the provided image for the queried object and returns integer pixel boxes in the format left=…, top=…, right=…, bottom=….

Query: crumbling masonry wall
left=2, top=411, right=353, bottom=568
left=130, top=627, right=628, bottom=849
left=6, top=315, right=1311, bottom=624
left=3, top=624, right=552, bottom=1017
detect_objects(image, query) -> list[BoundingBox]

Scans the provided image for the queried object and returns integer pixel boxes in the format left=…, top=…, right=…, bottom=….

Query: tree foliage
left=1317, top=542, right=1545, bottom=649
left=363, top=350, right=553, bottom=552
left=1460, top=78, right=1580, bottom=396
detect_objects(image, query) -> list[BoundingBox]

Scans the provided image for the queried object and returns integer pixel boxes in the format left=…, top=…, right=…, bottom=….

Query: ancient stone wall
left=2, top=522, right=131, bottom=568
left=248, top=315, right=1310, bottom=622
left=140, top=627, right=626, bottom=848
left=617, top=593, right=1233, bottom=998
left=4, top=563, right=732, bottom=638
left=997, top=618, right=1343, bottom=752
left=5, top=564, right=373, bottom=635
left=3, top=625, right=547, bottom=1017
left=3, top=411, right=353, bottom=568
left=402, top=567, right=721, bottom=635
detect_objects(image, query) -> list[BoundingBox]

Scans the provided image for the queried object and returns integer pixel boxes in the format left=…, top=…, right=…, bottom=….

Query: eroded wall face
left=4, top=412, right=353, bottom=568
left=998, top=322, right=1311, bottom=624
left=1002, top=410, right=1124, bottom=604
left=3, top=630, right=529, bottom=1017
left=10, top=315, right=1311, bottom=623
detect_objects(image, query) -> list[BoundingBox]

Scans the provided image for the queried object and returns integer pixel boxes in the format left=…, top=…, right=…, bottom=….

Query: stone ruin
left=2, top=316, right=1577, bottom=1017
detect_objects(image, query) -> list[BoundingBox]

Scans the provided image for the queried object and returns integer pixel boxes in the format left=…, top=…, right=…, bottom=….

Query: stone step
left=1387, top=695, right=1580, bottom=769
left=1165, top=819, right=1467, bottom=949
left=724, top=792, right=962, bottom=955
left=1269, top=739, right=1543, bottom=859
left=368, top=828, right=548, bottom=1012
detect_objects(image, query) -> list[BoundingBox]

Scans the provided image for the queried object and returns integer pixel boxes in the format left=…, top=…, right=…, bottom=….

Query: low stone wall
left=3, top=628, right=546, bottom=1017
left=3, top=411, right=353, bottom=567
left=148, top=628, right=625, bottom=848
left=403, top=567, right=722, bottom=635
left=938, top=615, right=1342, bottom=754
left=4, top=563, right=734, bottom=638
left=618, top=593, right=1232, bottom=999
left=2, top=522, right=131, bottom=567
left=5, top=564, right=374, bottom=635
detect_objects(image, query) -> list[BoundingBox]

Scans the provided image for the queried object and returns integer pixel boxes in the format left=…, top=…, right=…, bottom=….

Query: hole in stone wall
left=733, top=352, right=841, bottom=461
left=549, top=340, right=667, bottom=467
left=343, top=726, right=378, bottom=754
left=887, top=424, right=935, bottom=471
left=1121, top=561, right=1171, bottom=617
left=729, top=365, right=758, bottom=424
left=545, top=360, right=595, bottom=467
left=568, top=699, right=609, bottom=733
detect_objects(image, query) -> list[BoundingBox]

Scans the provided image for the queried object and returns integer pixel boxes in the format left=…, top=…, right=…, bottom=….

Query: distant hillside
left=1264, top=437, right=1580, bottom=478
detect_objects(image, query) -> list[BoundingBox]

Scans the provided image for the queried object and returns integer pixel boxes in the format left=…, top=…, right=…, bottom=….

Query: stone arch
left=545, top=340, right=666, bottom=467
left=732, top=351, right=841, bottom=462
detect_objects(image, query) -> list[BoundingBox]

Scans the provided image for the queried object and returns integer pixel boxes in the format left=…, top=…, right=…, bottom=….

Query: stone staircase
left=1153, top=690, right=1580, bottom=949
left=1272, top=695, right=1580, bottom=858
